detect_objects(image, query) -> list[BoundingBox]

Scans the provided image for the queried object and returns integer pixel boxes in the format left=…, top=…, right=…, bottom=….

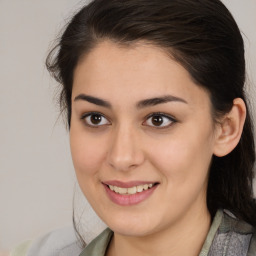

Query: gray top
left=11, top=209, right=256, bottom=256
left=79, top=210, right=256, bottom=256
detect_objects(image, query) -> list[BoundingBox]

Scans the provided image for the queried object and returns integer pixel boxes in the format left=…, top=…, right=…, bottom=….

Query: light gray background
left=0, top=0, right=255, bottom=253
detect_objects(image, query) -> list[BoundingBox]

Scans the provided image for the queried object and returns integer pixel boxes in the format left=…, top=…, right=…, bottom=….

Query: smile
left=108, top=183, right=153, bottom=195
left=103, top=181, right=159, bottom=206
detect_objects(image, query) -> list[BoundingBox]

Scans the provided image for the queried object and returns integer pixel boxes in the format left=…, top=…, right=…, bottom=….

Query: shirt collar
left=79, top=209, right=223, bottom=256
left=79, top=228, right=113, bottom=256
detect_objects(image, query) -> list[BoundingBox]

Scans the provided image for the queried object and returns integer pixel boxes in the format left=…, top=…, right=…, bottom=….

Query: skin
left=69, top=41, right=246, bottom=256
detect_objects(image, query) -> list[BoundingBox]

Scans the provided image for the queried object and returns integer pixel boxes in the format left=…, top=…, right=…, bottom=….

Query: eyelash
left=80, top=112, right=177, bottom=129
left=80, top=112, right=110, bottom=128
left=143, top=112, right=177, bottom=129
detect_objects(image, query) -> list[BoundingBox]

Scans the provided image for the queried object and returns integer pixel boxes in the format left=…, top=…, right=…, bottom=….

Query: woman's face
left=70, top=41, right=217, bottom=236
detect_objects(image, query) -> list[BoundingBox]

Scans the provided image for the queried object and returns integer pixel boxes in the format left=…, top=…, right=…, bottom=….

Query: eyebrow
left=74, top=94, right=111, bottom=108
left=136, top=95, right=187, bottom=108
left=74, top=94, right=187, bottom=109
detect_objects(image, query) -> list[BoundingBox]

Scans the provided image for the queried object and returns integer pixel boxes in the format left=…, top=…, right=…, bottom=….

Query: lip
left=103, top=181, right=159, bottom=206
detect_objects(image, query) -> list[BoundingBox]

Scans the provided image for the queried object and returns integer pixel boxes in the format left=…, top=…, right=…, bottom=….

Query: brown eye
left=152, top=115, right=164, bottom=126
left=144, top=113, right=176, bottom=128
left=83, top=113, right=110, bottom=127
left=90, top=114, right=102, bottom=125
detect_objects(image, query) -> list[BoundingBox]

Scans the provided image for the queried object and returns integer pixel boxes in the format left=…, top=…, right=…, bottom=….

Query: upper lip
left=103, top=180, right=159, bottom=188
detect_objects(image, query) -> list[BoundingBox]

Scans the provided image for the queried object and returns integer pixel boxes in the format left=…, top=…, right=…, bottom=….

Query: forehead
left=72, top=40, right=210, bottom=108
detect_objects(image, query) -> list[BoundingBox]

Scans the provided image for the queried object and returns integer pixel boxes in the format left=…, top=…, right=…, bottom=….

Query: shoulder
left=248, top=232, right=256, bottom=256
left=209, top=209, right=256, bottom=256
left=11, top=227, right=83, bottom=256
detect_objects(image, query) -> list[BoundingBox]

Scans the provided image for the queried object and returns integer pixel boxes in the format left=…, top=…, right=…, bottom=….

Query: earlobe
left=213, top=98, right=246, bottom=157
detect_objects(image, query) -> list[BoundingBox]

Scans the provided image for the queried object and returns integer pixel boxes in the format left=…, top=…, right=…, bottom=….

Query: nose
left=107, top=124, right=145, bottom=172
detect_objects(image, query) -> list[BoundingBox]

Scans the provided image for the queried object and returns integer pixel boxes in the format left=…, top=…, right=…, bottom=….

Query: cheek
left=70, top=129, right=106, bottom=179
left=147, top=128, right=214, bottom=186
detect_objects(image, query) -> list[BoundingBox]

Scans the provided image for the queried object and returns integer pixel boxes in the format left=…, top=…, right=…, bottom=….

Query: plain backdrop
left=0, top=0, right=255, bottom=252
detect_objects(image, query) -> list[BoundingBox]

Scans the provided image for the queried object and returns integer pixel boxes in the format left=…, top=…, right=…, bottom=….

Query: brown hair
left=46, top=0, right=256, bottom=246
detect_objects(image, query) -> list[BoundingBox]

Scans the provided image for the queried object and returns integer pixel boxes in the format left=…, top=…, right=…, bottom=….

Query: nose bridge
left=107, top=122, right=144, bottom=171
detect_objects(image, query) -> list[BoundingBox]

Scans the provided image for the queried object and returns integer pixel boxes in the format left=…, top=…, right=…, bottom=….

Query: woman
left=12, top=0, right=256, bottom=255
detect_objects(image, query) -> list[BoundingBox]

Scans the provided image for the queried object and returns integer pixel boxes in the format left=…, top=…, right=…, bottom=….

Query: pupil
left=91, top=114, right=102, bottom=124
left=152, top=116, right=163, bottom=126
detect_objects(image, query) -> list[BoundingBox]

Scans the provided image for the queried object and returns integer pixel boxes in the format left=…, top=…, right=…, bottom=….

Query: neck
left=106, top=206, right=211, bottom=256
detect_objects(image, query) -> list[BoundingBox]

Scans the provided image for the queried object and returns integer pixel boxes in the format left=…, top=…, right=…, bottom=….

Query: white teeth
left=143, top=184, right=149, bottom=190
left=128, top=187, right=137, bottom=194
left=108, top=183, right=154, bottom=195
left=137, top=185, right=144, bottom=193
left=119, top=187, right=128, bottom=195
left=113, top=186, right=119, bottom=193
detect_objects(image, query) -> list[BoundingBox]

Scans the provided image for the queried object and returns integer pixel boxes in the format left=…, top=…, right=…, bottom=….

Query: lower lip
left=103, top=184, right=158, bottom=206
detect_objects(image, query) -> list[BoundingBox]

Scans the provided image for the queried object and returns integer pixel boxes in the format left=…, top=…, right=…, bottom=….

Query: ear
left=213, top=98, right=246, bottom=157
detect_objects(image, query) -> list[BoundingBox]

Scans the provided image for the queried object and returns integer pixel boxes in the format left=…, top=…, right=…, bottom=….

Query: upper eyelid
left=145, top=112, right=177, bottom=121
left=81, top=111, right=110, bottom=120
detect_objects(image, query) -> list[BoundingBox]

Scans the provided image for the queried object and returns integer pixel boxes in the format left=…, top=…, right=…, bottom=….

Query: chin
left=102, top=212, right=162, bottom=237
